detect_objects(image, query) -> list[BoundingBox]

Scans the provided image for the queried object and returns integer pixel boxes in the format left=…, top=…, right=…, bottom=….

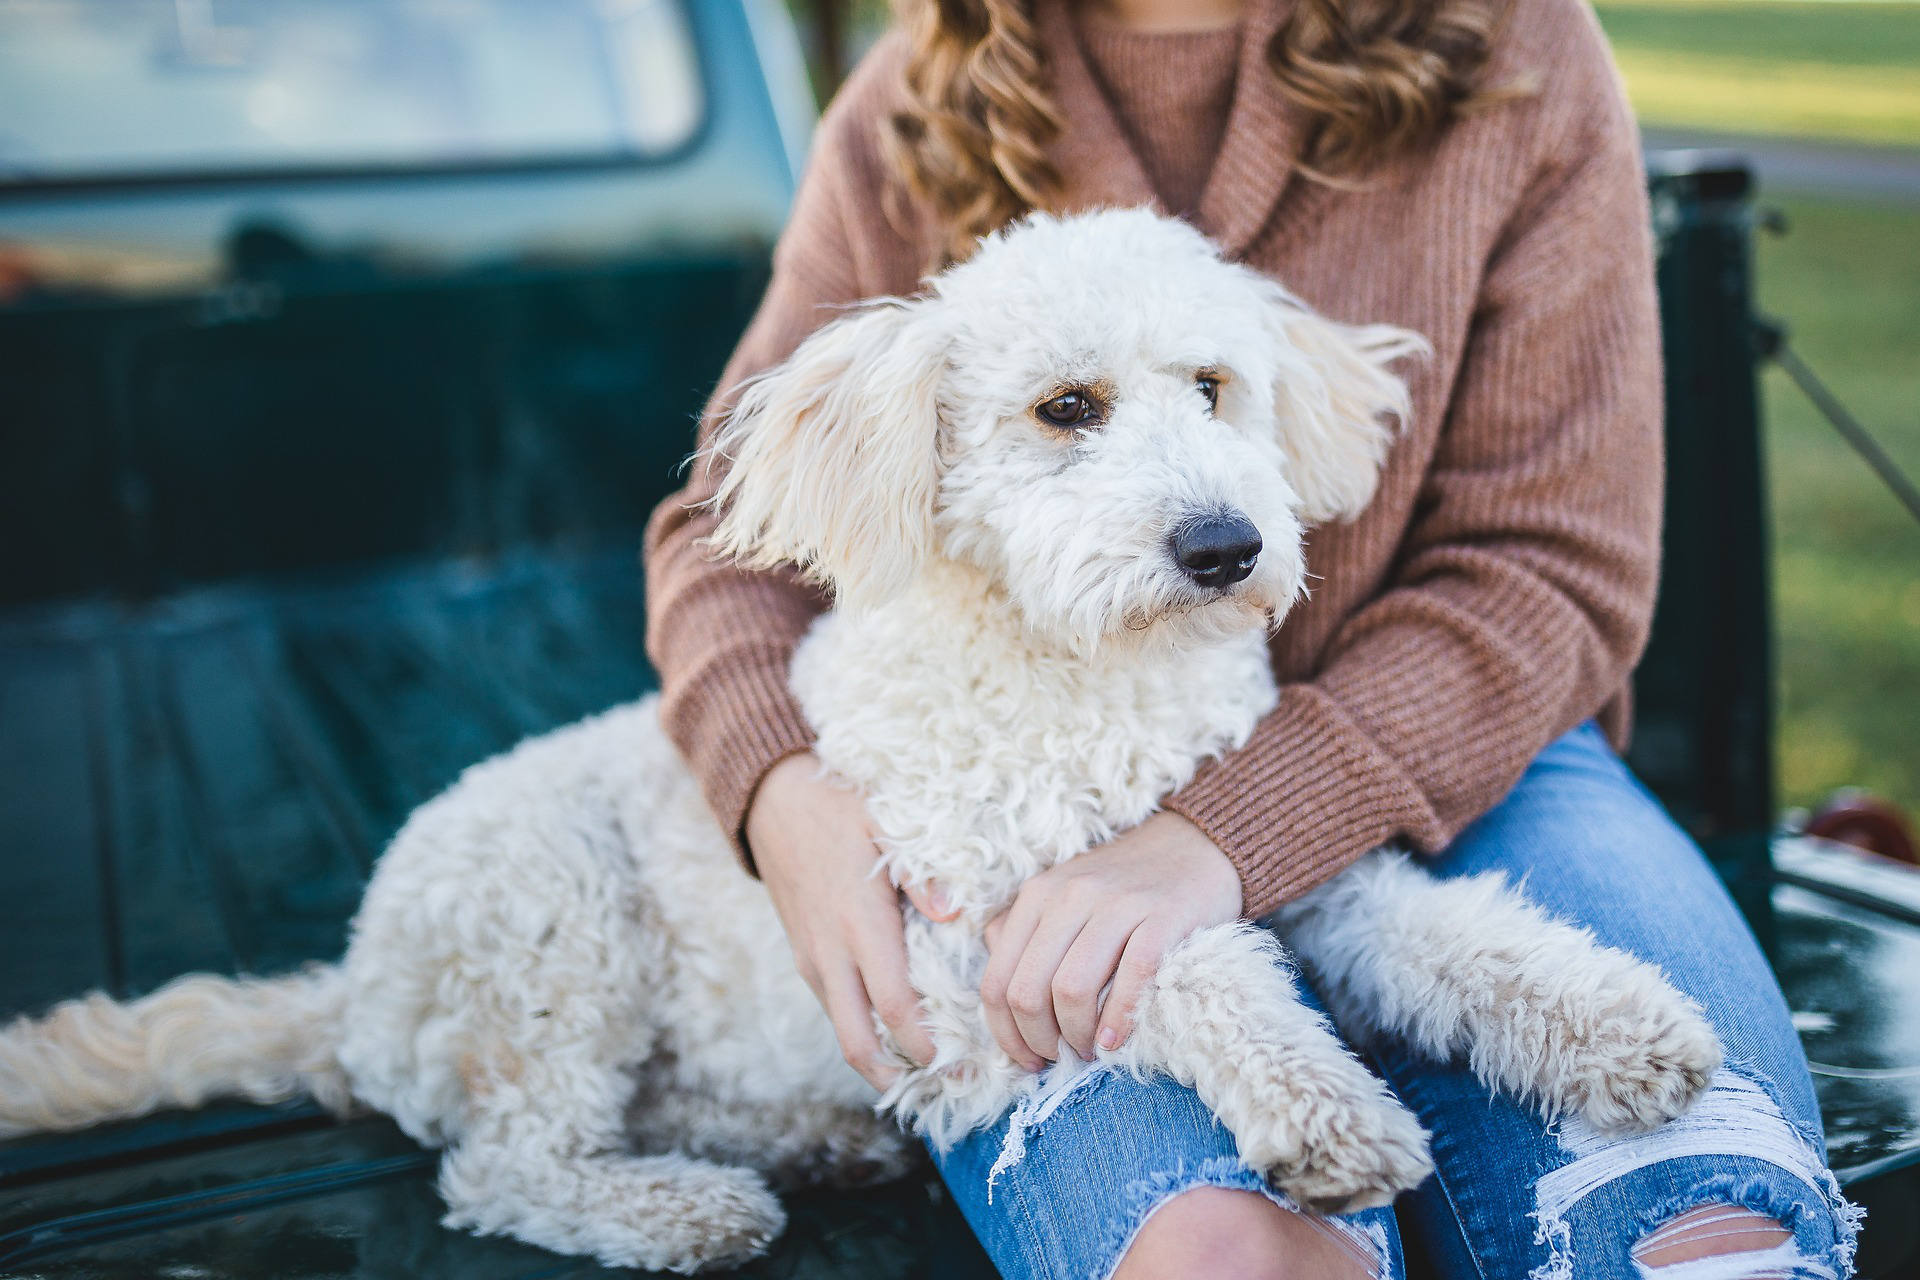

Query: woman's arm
left=644, top=35, right=918, bottom=863
left=1163, top=49, right=1664, bottom=920
left=641, top=189, right=850, bottom=858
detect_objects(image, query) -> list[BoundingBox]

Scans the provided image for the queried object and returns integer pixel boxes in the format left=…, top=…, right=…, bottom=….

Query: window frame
left=0, top=0, right=714, bottom=194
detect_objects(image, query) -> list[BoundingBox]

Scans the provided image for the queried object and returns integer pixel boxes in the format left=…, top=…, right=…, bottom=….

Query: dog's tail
left=0, top=966, right=351, bottom=1136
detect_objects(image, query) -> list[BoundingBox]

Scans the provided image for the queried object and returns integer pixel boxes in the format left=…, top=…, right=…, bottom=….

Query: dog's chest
left=789, top=607, right=1276, bottom=910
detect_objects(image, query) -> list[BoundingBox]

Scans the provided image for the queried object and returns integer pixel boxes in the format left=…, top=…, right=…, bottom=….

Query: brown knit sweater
left=641, top=0, right=1664, bottom=917
left=1077, top=15, right=1241, bottom=217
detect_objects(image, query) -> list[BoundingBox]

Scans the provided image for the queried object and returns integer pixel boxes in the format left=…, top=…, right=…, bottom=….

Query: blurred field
left=1595, top=1, right=1920, bottom=145
left=1752, top=197, right=1920, bottom=818
left=1593, top=2, right=1919, bottom=819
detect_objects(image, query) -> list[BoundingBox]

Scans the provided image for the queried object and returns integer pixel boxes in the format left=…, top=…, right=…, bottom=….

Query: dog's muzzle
left=1171, top=514, right=1262, bottom=589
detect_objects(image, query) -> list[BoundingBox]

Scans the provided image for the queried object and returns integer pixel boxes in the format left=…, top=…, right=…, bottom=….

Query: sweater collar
left=1035, top=0, right=1302, bottom=259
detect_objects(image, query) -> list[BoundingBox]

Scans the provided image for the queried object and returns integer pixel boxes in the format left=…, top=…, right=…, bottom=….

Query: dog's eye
left=1037, top=390, right=1099, bottom=429
left=1195, top=374, right=1220, bottom=413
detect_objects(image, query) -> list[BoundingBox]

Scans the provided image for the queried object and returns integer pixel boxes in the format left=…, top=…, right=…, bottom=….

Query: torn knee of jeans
left=1632, top=1205, right=1795, bottom=1276
left=1299, top=1208, right=1394, bottom=1280
left=1104, top=1158, right=1395, bottom=1280
left=1528, top=1065, right=1864, bottom=1280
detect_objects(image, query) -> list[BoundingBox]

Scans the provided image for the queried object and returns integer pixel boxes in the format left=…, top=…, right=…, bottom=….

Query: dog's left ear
left=1254, top=280, right=1428, bottom=523
left=703, top=297, right=947, bottom=605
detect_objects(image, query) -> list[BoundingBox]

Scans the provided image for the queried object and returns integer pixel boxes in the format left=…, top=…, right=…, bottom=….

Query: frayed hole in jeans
left=1631, top=1206, right=1807, bottom=1279
left=1526, top=1066, right=1862, bottom=1280
left=1101, top=1160, right=1394, bottom=1280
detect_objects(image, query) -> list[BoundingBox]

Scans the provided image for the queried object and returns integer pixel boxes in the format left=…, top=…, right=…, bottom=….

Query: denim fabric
left=927, top=722, right=1859, bottom=1280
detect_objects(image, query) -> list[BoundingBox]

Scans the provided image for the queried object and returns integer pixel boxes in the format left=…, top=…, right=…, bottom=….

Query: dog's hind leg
left=439, top=1050, right=785, bottom=1273
left=1277, top=849, right=1722, bottom=1135
left=440, top=1127, right=785, bottom=1273
left=628, top=1086, right=916, bottom=1191
left=1113, top=921, right=1433, bottom=1214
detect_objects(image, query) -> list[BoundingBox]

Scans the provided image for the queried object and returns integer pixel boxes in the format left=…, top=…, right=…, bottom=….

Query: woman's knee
left=1111, top=1187, right=1381, bottom=1280
left=1632, top=1204, right=1794, bottom=1272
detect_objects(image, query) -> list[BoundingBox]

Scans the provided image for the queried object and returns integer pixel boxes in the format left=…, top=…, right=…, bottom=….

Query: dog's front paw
left=1563, top=981, right=1723, bottom=1136
left=1231, top=1054, right=1433, bottom=1215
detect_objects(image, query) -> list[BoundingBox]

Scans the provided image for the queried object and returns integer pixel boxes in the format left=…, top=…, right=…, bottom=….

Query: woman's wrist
left=1149, top=810, right=1243, bottom=919
left=743, top=751, right=823, bottom=873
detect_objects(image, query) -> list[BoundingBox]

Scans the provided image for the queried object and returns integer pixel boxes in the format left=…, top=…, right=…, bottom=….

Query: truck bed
left=0, top=546, right=996, bottom=1277
left=0, top=547, right=653, bottom=1010
left=3, top=548, right=1916, bottom=1276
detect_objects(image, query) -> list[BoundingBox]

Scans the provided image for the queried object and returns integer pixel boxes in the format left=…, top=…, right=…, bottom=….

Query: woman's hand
left=979, top=812, right=1242, bottom=1070
left=745, top=753, right=951, bottom=1090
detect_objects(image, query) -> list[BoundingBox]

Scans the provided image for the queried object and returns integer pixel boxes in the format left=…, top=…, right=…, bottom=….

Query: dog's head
left=707, top=208, right=1424, bottom=654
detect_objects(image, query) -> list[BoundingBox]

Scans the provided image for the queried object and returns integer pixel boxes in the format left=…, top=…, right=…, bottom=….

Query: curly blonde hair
left=883, top=0, right=1513, bottom=264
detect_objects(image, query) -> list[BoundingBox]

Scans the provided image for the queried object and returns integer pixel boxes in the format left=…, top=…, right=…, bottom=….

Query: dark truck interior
left=1, top=1, right=1915, bottom=1275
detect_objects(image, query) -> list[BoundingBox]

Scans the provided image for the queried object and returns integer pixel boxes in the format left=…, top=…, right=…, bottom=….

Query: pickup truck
left=1, top=1, right=1915, bottom=1275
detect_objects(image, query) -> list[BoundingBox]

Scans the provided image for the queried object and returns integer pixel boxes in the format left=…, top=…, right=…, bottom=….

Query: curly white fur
left=0, top=210, right=1720, bottom=1272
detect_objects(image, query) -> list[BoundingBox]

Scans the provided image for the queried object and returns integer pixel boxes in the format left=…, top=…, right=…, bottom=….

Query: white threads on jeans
left=1527, top=1068, right=1861, bottom=1280
left=1631, top=1208, right=1828, bottom=1280
left=1631, top=1240, right=1833, bottom=1280
left=1310, top=1205, right=1394, bottom=1280
left=1540, top=1071, right=1828, bottom=1218
left=984, top=1060, right=1106, bottom=1200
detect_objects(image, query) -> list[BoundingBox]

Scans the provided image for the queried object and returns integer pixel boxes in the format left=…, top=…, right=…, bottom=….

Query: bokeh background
left=787, top=0, right=1920, bottom=826
left=1606, top=1, right=1919, bottom=828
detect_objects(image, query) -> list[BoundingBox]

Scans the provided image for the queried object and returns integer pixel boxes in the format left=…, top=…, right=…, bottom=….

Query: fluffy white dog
left=0, top=209, right=1721, bottom=1274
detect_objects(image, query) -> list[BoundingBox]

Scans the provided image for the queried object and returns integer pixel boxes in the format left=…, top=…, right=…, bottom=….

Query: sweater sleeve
left=641, top=90, right=885, bottom=864
left=1164, top=49, right=1666, bottom=917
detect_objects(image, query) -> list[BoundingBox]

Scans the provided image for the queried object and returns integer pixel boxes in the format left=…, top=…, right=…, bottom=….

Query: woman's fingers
left=983, top=874, right=1123, bottom=1065
left=1095, top=922, right=1174, bottom=1052
left=745, top=755, right=942, bottom=1088
left=901, top=878, right=960, bottom=923
left=1004, top=908, right=1089, bottom=1062
left=974, top=813, right=1243, bottom=1063
left=852, top=895, right=937, bottom=1067
left=980, top=896, right=1048, bottom=1071
left=1052, top=909, right=1145, bottom=1059
left=821, top=963, right=898, bottom=1090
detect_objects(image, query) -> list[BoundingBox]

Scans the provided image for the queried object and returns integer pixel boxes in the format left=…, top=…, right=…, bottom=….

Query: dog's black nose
left=1171, top=515, right=1262, bottom=589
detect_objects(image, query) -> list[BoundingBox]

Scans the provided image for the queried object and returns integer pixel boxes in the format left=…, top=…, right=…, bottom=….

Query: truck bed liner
left=1, top=552, right=1913, bottom=1277
left=1, top=547, right=654, bottom=1014
left=0, top=546, right=998, bottom=1276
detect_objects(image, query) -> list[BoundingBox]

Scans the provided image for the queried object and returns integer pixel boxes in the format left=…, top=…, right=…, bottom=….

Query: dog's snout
left=1171, top=515, right=1262, bottom=589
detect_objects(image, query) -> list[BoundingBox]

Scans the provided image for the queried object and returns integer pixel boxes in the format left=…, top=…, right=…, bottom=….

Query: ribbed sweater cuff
left=1164, top=686, right=1431, bottom=918
left=677, top=642, right=816, bottom=875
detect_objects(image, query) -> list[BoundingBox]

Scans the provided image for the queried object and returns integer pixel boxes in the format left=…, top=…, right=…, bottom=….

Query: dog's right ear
left=703, top=298, right=947, bottom=606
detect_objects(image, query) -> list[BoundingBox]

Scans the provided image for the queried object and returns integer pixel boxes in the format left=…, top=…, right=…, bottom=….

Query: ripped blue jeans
left=927, top=722, right=1861, bottom=1279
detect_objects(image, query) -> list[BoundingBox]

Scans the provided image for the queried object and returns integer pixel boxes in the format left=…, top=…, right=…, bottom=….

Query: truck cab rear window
left=0, top=0, right=703, bottom=183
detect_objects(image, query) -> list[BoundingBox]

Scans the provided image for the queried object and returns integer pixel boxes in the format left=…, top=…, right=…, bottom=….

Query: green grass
left=1595, top=2, right=1920, bottom=144
left=1596, top=1, right=1920, bottom=70
left=1753, top=196, right=1920, bottom=819
left=1586, top=3, right=1920, bottom=820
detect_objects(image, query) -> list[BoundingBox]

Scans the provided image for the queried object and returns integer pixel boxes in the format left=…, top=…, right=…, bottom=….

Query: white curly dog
left=0, top=209, right=1722, bottom=1274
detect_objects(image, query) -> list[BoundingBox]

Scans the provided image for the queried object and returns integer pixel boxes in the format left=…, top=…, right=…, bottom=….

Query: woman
left=642, top=0, right=1860, bottom=1274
